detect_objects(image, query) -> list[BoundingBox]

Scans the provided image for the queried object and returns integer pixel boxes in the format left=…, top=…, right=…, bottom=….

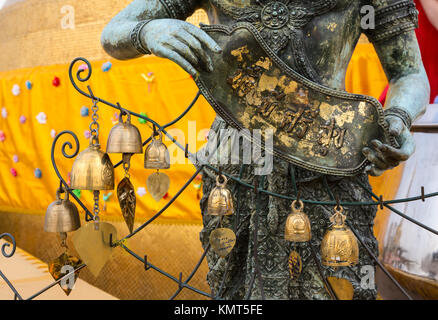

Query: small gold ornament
left=144, top=132, right=170, bottom=169
left=48, top=252, right=82, bottom=296
left=321, top=205, right=359, bottom=267
left=327, top=277, right=354, bottom=300
left=146, top=171, right=170, bottom=202
left=106, top=110, right=143, bottom=155
left=288, top=250, right=303, bottom=280
left=106, top=110, right=143, bottom=233
left=284, top=200, right=311, bottom=242
left=45, top=187, right=80, bottom=233
left=209, top=227, right=236, bottom=258
left=72, top=222, right=117, bottom=277
left=207, top=175, right=234, bottom=216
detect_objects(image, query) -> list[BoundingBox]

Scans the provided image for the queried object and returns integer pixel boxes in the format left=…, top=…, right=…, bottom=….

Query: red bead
left=52, top=76, right=60, bottom=87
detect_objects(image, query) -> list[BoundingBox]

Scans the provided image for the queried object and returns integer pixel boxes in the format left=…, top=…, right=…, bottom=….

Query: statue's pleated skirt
left=198, top=116, right=378, bottom=300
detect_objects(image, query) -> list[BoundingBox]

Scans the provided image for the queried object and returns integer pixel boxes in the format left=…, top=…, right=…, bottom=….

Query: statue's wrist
left=130, top=20, right=153, bottom=55
left=384, top=107, right=413, bottom=129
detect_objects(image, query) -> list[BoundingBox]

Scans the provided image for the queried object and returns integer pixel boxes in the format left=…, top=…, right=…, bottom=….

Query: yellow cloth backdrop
left=0, top=43, right=403, bottom=228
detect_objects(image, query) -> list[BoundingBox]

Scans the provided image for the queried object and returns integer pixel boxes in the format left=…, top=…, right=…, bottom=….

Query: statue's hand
left=141, top=19, right=222, bottom=77
left=362, top=115, right=415, bottom=176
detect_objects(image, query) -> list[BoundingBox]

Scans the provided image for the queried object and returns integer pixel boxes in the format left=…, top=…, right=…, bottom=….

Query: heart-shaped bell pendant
left=209, top=227, right=236, bottom=258
left=321, top=205, right=359, bottom=267
left=207, top=175, right=234, bottom=216
left=72, top=222, right=117, bottom=277
left=146, top=171, right=170, bottom=202
left=284, top=200, right=311, bottom=242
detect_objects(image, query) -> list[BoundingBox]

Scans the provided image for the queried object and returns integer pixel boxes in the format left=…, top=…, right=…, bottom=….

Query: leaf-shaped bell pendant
left=321, top=205, right=359, bottom=267
left=144, top=132, right=170, bottom=170
left=70, top=138, right=115, bottom=191
left=284, top=200, right=311, bottom=242
left=207, top=175, right=234, bottom=216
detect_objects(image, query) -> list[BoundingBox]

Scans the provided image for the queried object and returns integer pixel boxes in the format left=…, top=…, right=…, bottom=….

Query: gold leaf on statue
left=48, top=252, right=82, bottom=296
left=117, top=177, right=136, bottom=233
left=146, top=171, right=170, bottom=202
left=327, top=277, right=354, bottom=300
left=72, top=222, right=116, bottom=277
left=288, top=250, right=302, bottom=280
left=209, top=228, right=236, bottom=258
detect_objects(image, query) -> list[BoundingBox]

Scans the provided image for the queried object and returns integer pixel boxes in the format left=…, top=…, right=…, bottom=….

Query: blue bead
left=25, top=80, right=32, bottom=90
left=34, top=168, right=42, bottom=178
left=102, top=62, right=112, bottom=72
left=80, top=106, right=89, bottom=117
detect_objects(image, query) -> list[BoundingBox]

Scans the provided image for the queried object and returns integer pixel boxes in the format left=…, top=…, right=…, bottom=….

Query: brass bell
left=106, top=111, right=143, bottom=154
left=70, top=141, right=115, bottom=190
left=321, top=206, right=359, bottom=267
left=207, top=175, right=234, bottom=216
left=45, top=188, right=81, bottom=233
left=284, top=200, right=311, bottom=242
left=144, top=132, right=170, bottom=169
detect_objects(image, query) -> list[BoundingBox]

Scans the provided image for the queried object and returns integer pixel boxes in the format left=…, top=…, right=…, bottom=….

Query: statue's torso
left=200, top=0, right=363, bottom=90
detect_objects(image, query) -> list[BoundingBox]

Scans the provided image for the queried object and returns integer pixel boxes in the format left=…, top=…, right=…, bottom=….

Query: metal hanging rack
left=0, top=57, right=437, bottom=300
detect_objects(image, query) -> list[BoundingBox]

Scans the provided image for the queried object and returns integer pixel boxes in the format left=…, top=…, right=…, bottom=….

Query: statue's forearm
left=101, top=0, right=170, bottom=60
left=386, top=68, right=430, bottom=121
left=374, top=31, right=430, bottom=122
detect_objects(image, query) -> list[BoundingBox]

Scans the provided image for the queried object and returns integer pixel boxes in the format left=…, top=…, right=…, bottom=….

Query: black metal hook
left=144, top=255, right=152, bottom=271
left=87, top=85, right=98, bottom=102
left=379, top=195, right=384, bottom=210
left=421, top=186, right=425, bottom=202
left=178, top=272, right=184, bottom=290
left=185, top=144, right=189, bottom=158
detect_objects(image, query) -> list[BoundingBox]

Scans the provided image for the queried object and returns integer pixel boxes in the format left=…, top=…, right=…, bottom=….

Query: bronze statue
left=101, top=0, right=430, bottom=299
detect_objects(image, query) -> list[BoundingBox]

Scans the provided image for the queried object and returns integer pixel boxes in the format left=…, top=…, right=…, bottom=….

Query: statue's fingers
left=185, top=24, right=222, bottom=53
left=365, top=164, right=385, bottom=177
left=166, top=38, right=199, bottom=68
left=155, top=46, right=198, bottom=77
left=362, top=147, right=389, bottom=170
left=176, top=31, right=213, bottom=72
left=386, top=115, right=404, bottom=136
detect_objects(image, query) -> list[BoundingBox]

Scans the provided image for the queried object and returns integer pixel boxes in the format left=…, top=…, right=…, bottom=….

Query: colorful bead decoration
left=138, top=112, right=148, bottom=124
left=52, top=77, right=61, bottom=87
left=12, top=155, right=19, bottom=163
left=10, top=168, right=17, bottom=177
left=19, top=115, right=27, bottom=124
left=34, top=168, right=42, bottom=178
left=80, top=106, right=89, bottom=117
left=0, top=131, right=5, bottom=142
left=36, top=112, right=47, bottom=124
left=12, top=84, right=20, bottom=96
left=102, top=62, right=112, bottom=72
left=137, top=187, right=147, bottom=197
left=1, top=107, right=7, bottom=119
left=25, top=80, right=32, bottom=90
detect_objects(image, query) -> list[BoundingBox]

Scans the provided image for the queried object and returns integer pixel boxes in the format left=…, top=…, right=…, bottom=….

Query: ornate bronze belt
left=195, top=23, right=397, bottom=176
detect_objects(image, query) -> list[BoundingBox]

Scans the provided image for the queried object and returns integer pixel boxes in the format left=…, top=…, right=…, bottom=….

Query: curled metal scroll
left=0, top=233, right=16, bottom=258
left=51, top=130, right=93, bottom=221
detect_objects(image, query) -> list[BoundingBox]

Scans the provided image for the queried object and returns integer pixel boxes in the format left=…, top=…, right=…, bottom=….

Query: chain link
left=89, top=99, right=100, bottom=145
left=93, top=190, right=100, bottom=229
